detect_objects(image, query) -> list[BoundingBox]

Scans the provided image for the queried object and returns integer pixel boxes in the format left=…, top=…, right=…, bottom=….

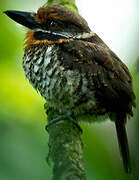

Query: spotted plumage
left=4, top=4, right=136, bottom=173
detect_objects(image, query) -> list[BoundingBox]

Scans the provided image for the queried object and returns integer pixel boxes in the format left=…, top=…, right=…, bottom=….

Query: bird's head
left=4, top=5, right=93, bottom=49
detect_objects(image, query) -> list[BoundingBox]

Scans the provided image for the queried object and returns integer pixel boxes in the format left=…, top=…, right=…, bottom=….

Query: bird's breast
left=22, top=44, right=102, bottom=116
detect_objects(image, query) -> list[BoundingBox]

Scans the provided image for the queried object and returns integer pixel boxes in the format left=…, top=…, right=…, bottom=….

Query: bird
left=4, top=4, right=136, bottom=173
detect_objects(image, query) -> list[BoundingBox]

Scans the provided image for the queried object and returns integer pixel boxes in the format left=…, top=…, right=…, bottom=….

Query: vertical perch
left=46, top=109, right=86, bottom=180
left=44, top=1, right=87, bottom=179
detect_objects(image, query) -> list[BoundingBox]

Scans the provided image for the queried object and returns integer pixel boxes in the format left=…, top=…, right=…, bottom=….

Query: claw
left=45, top=115, right=82, bottom=133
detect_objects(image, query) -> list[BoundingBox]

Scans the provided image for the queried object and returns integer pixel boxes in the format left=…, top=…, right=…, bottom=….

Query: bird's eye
left=49, top=21, right=58, bottom=31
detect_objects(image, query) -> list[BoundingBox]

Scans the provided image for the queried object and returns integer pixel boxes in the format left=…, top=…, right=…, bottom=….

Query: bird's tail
left=115, top=118, right=131, bottom=173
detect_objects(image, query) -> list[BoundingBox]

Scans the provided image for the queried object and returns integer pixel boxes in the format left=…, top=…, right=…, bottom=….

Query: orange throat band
left=25, top=31, right=74, bottom=49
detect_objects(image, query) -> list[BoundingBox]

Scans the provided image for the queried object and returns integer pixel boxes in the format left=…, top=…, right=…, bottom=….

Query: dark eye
left=49, top=21, right=58, bottom=31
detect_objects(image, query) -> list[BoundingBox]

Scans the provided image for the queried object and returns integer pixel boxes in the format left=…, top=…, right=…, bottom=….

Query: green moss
left=46, top=0, right=78, bottom=12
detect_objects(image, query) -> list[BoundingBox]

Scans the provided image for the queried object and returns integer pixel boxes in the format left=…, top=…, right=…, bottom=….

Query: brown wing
left=58, top=38, right=136, bottom=116
left=86, top=41, right=136, bottom=116
left=85, top=35, right=136, bottom=173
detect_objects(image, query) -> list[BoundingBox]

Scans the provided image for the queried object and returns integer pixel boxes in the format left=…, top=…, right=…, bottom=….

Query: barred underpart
left=23, top=42, right=106, bottom=120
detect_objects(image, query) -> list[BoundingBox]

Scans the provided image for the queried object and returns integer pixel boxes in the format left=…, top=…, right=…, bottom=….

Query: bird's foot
left=45, top=115, right=82, bottom=133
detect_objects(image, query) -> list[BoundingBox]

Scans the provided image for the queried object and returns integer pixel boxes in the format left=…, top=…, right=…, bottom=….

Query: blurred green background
left=0, top=0, right=139, bottom=180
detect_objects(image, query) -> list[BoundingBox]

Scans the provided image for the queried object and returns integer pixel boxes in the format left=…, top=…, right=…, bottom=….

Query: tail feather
left=115, top=120, right=131, bottom=173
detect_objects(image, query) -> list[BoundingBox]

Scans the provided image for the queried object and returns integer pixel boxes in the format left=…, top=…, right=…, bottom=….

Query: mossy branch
left=44, top=1, right=87, bottom=179
left=45, top=0, right=78, bottom=12
left=45, top=108, right=86, bottom=180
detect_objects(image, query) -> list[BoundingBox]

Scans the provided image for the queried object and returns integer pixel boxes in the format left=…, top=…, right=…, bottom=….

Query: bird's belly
left=44, top=67, right=97, bottom=115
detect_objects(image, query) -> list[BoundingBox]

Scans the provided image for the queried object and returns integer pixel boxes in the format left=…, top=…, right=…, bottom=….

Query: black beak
left=4, top=10, right=40, bottom=29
